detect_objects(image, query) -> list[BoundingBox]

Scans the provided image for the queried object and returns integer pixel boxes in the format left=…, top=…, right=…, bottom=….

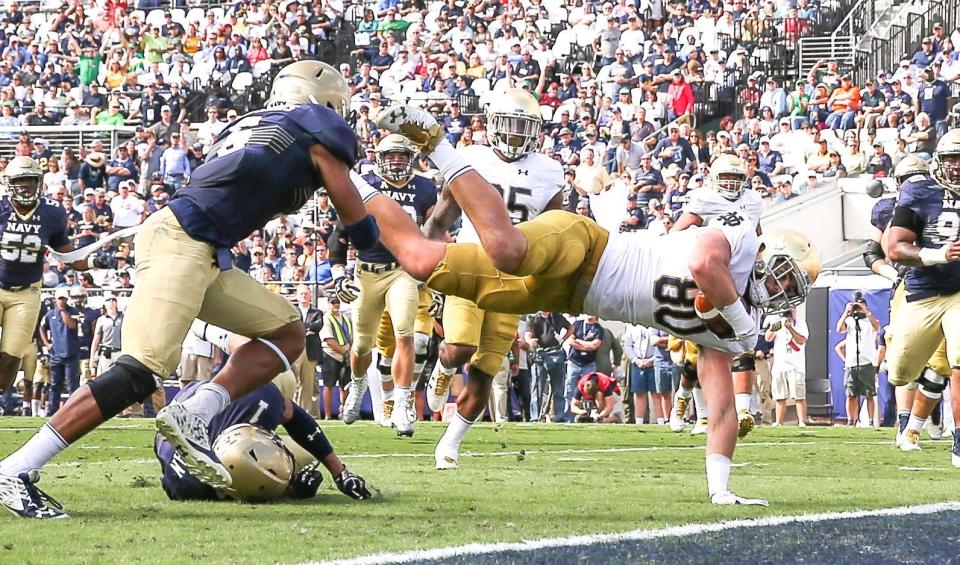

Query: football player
left=156, top=323, right=371, bottom=502
left=885, top=131, right=960, bottom=463
left=351, top=105, right=819, bottom=505
left=0, top=157, right=110, bottom=412
left=336, top=134, right=437, bottom=436
left=0, top=61, right=379, bottom=519
left=670, top=154, right=765, bottom=438
left=421, top=89, right=564, bottom=469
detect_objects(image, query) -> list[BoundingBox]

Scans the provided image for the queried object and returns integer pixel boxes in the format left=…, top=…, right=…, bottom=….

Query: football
left=694, top=293, right=734, bottom=338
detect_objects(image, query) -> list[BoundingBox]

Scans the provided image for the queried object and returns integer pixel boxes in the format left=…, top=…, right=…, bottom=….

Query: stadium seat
left=145, top=9, right=166, bottom=28
left=170, top=8, right=186, bottom=23
left=458, top=93, right=482, bottom=115
left=401, top=80, right=422, bottom=96
left=540, top=105, right=554, bottom=121
left=130, top=10, right=145, bottom=22
left=232, top=72, right=253, bottom=93
left=537, top=19, right=550, bottom=34
left=513, top=21, right=527, bottom=36
left=548, top=7, right=567, bottom=25
left=29, top=13, right=47, bottom=28
left=252, top=59, right=273, bottom=78
left=186, top=8, right=204, bottom=24
left=211, top=7, right=225, bottom=20
left=471, top=78, right=491, bottom=94
left=492, top=78, right=511, bottom=93
left=552, top=29, right=574, bottom=58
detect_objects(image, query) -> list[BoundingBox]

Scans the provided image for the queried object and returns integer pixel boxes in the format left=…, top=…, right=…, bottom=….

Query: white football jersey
left=583, top=213, right=761, bottom=354
left=456, top=145, right=564, bottom=243
left=685, top=186, right=764, bottom=229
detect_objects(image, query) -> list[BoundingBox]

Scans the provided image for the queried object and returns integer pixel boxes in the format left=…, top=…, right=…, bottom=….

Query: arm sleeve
left=283, top=404, right=334, bottom=460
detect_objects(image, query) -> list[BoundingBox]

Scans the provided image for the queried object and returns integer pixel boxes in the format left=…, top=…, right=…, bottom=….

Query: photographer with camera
left=525, top=312, right=572, bottom=423
left=835, top=291, right=880, bottom=427
left=765, top=308, right=810, bottom=426
left=570, top=372, right=625, bottom=424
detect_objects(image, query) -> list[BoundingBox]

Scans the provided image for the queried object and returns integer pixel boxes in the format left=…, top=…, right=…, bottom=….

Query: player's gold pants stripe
left=426, top=210, right=608, bottom=316
left=122, top=207, right=299, bottom=376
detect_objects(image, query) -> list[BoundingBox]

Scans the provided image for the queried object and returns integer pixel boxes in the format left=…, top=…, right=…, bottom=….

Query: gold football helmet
left=266, top=60, right=350, bottom=116
left=893, top=153, right=929, bottom=183
left=376, top=133, right=417, bottom=183
left=932, top=128, right=960, bottom=194
left=709, top=154, right=747, bottom=201
left=486, top=88, right=542, bottom=161
left=4, top=156, right=43, bottom=209
left=212, top=424, right=295, bottom=502
left=755, top=229, right=820, bottom=314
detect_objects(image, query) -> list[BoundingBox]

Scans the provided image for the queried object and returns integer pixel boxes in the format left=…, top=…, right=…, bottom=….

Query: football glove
left=334, top=277, right=360, bottom=303
left=334, top=466, right=372, bottom=500
left=427, top=291, right=444, bottom=318
left=287, top=461, right=323, bottom=499
left=88, top=255, right=117, bottom=270
left=375, top=105, right=445, bottom=153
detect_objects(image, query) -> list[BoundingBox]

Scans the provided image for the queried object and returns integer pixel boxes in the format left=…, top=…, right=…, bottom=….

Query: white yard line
left=306, top=501, right=960, bottom=565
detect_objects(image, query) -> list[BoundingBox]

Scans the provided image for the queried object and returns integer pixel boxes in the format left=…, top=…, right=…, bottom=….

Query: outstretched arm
left=310, top=144, right=378, bottom=249
left=422, top=183, right=461, bottom=240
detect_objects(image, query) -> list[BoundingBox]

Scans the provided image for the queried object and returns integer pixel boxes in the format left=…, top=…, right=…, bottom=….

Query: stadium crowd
left=0, top=0, right=957, bottom=422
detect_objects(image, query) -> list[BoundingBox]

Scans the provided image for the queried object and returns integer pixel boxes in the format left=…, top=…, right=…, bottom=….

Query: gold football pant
left=425, top=210, right=609, bottom=316
left=886, top=283, right=953, bottom=384
left=441, top=295, right=519, bottom=376
left=0, top=284, right=41, bottom=358
left=887, top=290, right=960, bottom=386
left=351, top=263, right=420, bottom=357
left=376, top=286, right=434, bottom=358
left=122, top=207, right=299, bottom=376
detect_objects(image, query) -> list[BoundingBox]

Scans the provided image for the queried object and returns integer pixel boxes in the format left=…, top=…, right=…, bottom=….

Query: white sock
left=735, top=393, right=751, bottom=412
left=907, top=414, right=926, bottom=433
left=677, top=386, right=693, bottom=399
left=693, top=387, right=709, bottom=419
left=634, top=416, right=644, bottom=425
left=0, top=423, right=69, bottom=476
left=179, top=382, right=231, bottom=425
left=429, top=141, right=474, bottom=183
left=351, top=372, right=366, bottom=383
left=439, top=412, right=474, bottom=450
left=382, top=388, right=395, bottom=402
left=705, top=453, right=732, bottom=497
left=31, top=399, right=40, bottom=416
left=656, top=417, right=665, bottom=425
left=393, top=385, right=411, bottom=406
left=21, top=400, right=28, bottom=412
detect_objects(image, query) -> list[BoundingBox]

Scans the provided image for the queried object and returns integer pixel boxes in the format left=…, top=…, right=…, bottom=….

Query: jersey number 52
left=0, top=232, right=42, bottom=263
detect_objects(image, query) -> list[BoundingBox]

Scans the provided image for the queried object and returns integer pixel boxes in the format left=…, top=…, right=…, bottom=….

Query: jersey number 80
left=653, top=276, right=706, bottom=336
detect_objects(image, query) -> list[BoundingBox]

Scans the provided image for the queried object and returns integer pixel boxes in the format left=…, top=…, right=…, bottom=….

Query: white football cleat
left=924, top=419, right=943, bottom=440
left=341, top=376, right=367, bottom=425
left=670, top=393, right=690, bottom=432
left=391, top=391, right=415, bottom=437
left=380, top=399, right=394, bottom=427
left=952, top=431, right=960, bottom=468
left=435, top=443, right=460, bottom=470
left=155, top=404, right=231, bottom=489
left=427, top=367, right=454, bottom=413
left=711, top=491, right=769, bottom=506
left=737, top=409, right=755, bottom=438
left=899, top=429, right=922, bottom=452
left=690, top=418, right=708, bottom=436
left=0, top=470, right=68, bottom=519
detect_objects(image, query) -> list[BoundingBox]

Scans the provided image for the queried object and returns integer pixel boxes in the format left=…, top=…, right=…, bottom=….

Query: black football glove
left=90, top=255, right=117, bottom=269
left=334, top=466, right=372, bottom=500
left=334, top=277, right=360, bottom=303
left=287, top=461, right=323, bottom=499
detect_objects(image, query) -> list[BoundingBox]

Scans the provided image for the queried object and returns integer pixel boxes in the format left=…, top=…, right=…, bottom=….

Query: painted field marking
left=307, top=501, right=960, bottom=565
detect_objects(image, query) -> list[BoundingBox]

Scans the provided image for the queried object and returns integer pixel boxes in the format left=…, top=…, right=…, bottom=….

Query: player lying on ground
left=0, top=61, right=379, bottom=519
left=885, top=130, right=960, bottom=465
left=156, top=323, right=371, bottom=502
left=348, top=105, right=819, bottom=505
left=0, top=157, right=114, bottom=416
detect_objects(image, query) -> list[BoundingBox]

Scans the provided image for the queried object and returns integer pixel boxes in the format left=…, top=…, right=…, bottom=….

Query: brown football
left=694, top=293, right=734, bottom=338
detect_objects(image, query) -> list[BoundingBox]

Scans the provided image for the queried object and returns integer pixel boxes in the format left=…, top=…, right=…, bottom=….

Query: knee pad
left=731, top=352, right=755, bottom=373
left=680, top=361, right=698, bottom=384
left=414, top=332, right=430, bottom=356
left=378, top=356, right=393, bottom=383
left=88, top=355, right=160, bottom=419
left=917, top=369, right=947, bottom=399
left=905, top=381, right=919, bottom=391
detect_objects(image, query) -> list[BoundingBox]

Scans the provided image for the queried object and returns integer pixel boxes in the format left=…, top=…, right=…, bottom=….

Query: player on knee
left=346, top=105, right=820, bottom=504
left=0, top=62, right=379, bottom=519
left=156, top=323, right=371, bottom=502
left=672, top=154, right=764, bottom=437
left=419, top=90, right=564, bottom=469
left=885, top=132, right=960, bottom=462
left=336, top=134, right=437, bottom=437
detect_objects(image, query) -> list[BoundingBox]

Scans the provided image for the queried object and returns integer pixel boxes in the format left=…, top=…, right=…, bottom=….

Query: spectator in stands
left=78, top=152, right=107, bottom=192
left=160, top=132, right=191, bottom=190
left=632, top=153, right=664, bottom=207
left=823, top=151, right=847, bottom=179
left=839, top=133, right=867, bottom=175
left=110, top=180, right=146, bottom=229
left=903, top=112, right=936, bottom=159
left=106, top=145, right=138, bottom=192
left=757, top=137, right=784, bottom=176
left=620, top=193, right=647, bottom=232
left=912, top=37, right=936, bottom=69
left=867, top=142, right=894, bottom=177
left=916, top=66, right=951, bottom=137
left=667, top=69, right=694, bottom=119
left=148, top=104, right=177, bottom=143
left=856, top=81, right=886, bottom=130
left=655, top=124, right=696, bottom=172
left=574, top=148, right=611, bottom=196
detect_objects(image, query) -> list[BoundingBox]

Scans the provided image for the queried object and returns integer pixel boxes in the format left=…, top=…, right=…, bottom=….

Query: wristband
left=918, top=246, right=948, bottom=266
left=718, top=300, right=755, bottom=338
left=429, top=140, right=474, bottom=184
left=344, top=214, right=380, bottom=251
left=87, top=255, right=96, bottom=270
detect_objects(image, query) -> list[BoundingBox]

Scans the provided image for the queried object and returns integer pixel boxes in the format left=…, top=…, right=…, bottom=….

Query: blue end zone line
left=308, top=501, right=960, bottom=565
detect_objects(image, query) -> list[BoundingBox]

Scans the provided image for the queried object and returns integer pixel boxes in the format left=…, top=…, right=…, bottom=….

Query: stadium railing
left=0, top=126, right=138, bottom=159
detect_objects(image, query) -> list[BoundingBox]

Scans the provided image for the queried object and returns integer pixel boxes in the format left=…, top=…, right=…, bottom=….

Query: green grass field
left=0, top=418, right=955, bottom=564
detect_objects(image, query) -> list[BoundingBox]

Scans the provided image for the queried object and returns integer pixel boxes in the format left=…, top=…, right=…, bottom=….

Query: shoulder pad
left=291, top=105, right=359, bottom=168
left=361, top=171, right=382, bottom=190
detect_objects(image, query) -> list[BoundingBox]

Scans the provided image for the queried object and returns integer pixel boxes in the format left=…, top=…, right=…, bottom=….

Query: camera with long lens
left=849, top=292, right=867, bottom=320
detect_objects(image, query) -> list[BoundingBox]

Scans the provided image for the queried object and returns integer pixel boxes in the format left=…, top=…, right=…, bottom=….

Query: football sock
left=735, top=393, right=751, bottom=412
left=351, top=372, right=366, bottom=383
left=635, top=416, right=644, bottom=425
left=21, top=400, right=29, bottom=414
left=656, top=417, right=665, bottom=425
left=677, top=386, right=693, bottom=399
left=180, top=382, right=230, bottom=426
left=906, top=414, right=925, bottom=434
left=693, top=387, right=708, bottom=419
left=382, top=388, right=394, bottom=402
left=439, top=412, right=473, bottom=450
left=393, top=386, right=411, bottom=410
left=0, top=423, right=68, bottom=476
left=897, top=409, right=910, bottom=432
left=31, top=400, right=40, bottom=416
left=705, top=453, right=732, bottom=496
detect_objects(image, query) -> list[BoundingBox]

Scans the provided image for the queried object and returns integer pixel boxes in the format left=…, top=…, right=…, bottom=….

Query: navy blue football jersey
left=894, top=176, right=960, bottom=297
left=169, top=104, right=358, bottom=248
left=357, top=172, right=437, bottom=263
left=155, top=381, right=287, bottom=500
left=0, top=198, right=69, bottom=287
left=870, top=197, right=896, bottom=231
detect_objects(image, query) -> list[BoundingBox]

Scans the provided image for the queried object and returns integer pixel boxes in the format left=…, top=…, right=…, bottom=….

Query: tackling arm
left=421, top=183, right=462, bottom=241
left=310, top=144, right=379, bottom=249
left=888, top=208, right=960, bottom=266
left=670, top=212, right=704, bottom=232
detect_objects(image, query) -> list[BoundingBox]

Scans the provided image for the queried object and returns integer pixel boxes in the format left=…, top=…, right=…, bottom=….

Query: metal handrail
left=832, top=0, right=875, bottom=40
